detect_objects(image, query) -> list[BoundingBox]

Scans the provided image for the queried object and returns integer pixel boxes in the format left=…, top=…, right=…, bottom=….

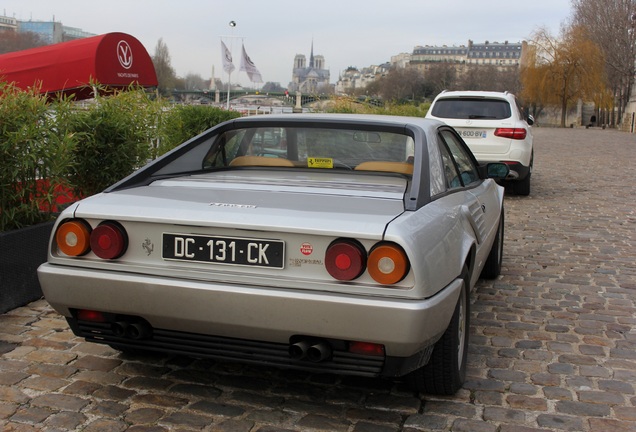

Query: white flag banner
left=221, top=41, right=235, bottom=74
left=240, top=43, right=263, bottom=83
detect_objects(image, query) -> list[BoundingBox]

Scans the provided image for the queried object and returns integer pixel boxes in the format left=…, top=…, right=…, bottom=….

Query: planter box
left=0, top=221, right=54, bottom=314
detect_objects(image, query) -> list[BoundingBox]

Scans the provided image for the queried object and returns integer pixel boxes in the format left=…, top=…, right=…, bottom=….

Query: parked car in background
left=426, top=90, right=534, bottom=195
left=38, top=114, right=508, bottom=395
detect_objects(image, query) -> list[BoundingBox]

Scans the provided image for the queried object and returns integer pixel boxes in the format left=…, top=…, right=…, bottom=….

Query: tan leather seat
left=229, top=156, right=295, bottom=167
left=354, top=161, right=413, bottom=175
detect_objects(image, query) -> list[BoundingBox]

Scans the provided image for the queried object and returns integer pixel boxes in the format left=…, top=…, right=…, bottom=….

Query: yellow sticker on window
left=307, top=157, right=334, bottom=169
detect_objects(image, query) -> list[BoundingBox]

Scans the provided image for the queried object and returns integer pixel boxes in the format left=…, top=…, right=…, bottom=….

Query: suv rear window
left=431, top=98, right=512, bottom=120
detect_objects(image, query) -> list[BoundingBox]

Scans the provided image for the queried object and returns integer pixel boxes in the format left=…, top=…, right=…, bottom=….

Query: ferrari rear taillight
left=55, top=219, right=128, bottom=260
left=367, top=243, right=409, bottom=285
left=56, top=219, right=92, bottom=256
left=90, top=222, right=128, bottom=259
left=494, top=128, right=527, bottom=139
left=324, top=239, right=410, bottom=285
left=325, top=240, right=366, bottom=281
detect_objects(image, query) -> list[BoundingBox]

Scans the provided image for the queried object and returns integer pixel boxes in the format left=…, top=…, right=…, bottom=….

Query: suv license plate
left=162, top=233, right=284, bottom=269
left=459, top=130, right=487, bottom=139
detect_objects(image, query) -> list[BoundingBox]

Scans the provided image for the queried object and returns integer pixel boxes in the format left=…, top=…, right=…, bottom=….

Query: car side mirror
left=486, top=163, right=510, bottom=179
left=527, top=115, right=535, bottom=126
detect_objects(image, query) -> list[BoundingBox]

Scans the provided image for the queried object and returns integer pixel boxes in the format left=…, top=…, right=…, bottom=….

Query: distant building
left=18, top=20, right=95, bottom=43
left=390, top=52, right=411, bottom=69
left=466, top=40, right=526, bottom=66
left=0, top=15, right=18, bottom=32
left=335, top=63, right=391, bottom=95
left=410, top=40, right=527, bottom=71
left=289, top=42, right=330, bottom=93
left=61, top=25, right=96, bottom=41
left=335, top=41, right=527, bottom=95
left=0, top=14, right=95, bottom=43
left=411, top=45, right=468, bottom=64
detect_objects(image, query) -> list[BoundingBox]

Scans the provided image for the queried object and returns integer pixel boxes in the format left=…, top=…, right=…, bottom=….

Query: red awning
left=0, top=32, right=158, bottom=99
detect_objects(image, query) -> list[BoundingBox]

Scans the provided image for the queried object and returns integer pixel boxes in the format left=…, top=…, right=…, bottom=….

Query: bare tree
left=571, top=0, right=636, bottom=124
left=458, top=65, right=521, bottom=93
left=262, top=82, right=285, bottom=92
left=424, top=63, right=458, bottom=97
left=183, top=73, right=206, bottom=90
left=152, top=38, right=177, bottom=97
left=0, top=31, right=46, bottom=54
left=367, top=67, right=426, bottom=102
left=521, top=26, right=609, bottom=127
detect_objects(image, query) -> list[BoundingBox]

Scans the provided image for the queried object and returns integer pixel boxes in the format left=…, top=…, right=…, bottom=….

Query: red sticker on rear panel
left=300, top=242, right=313, bottom=256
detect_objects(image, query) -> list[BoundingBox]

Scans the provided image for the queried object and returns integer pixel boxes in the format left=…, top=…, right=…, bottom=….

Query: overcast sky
left=3, top=0, right=572, bottom=87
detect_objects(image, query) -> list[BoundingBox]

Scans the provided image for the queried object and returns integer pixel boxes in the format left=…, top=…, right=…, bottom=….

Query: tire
left=514, top=173, right=531, bottom=196
left=405, top=268, right=470, bottom=395
left=481, top=209, right=504, bottom=279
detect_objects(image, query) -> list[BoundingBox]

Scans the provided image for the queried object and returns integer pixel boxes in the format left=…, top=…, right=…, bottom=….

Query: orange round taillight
left=55, top=220, right=92, bottom=256
left=325, top=239, right=366, bottom=281
left=367, top=243, right=409, bottom=285
left=90, top=222, right=128, bottom=260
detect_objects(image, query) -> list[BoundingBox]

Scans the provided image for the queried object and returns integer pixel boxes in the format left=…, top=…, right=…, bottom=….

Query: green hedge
left=0, top=83, right=76, bottom=231
left=0, top=83, right=239, bottom=230
left=156, top=105, right=240, bottom=156
left=67, top=89, right=162, bottom=198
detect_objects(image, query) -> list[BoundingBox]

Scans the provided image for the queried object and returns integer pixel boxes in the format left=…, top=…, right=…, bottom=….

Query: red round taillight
left=367, top=243, right=409, bottom=285
left=90, top=222, right=128, bottom=259
left=56, top=219, right=92, bottom=256
left=325, top=240, right=366, bottom=281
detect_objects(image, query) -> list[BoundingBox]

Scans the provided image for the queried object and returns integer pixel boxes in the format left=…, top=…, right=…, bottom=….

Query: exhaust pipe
left=125, top=321, right=152, bottom=340
left=111, top=322, right=129, bottom=338
left=506, top=170, right=519, bottom=180
left=307, top=342, right=332, bottom=362
left=289, top=340, right=311, bottom=360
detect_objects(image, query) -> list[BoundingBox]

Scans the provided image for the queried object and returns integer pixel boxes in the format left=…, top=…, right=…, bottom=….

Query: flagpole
left=226, top=68, right=231, bottom=110
left=220, top=20, right=263, bottom=109
left=225, top=21, right=237, bottom=110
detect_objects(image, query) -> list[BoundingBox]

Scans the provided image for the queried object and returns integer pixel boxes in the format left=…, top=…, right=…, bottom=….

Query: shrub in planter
left=155, top=105, right=240, bottom=157
left=67, top=88, right=165, bottom=198
left=0, top=81, right=77, bottom=231
left=0, top=82, right=77, bottom=311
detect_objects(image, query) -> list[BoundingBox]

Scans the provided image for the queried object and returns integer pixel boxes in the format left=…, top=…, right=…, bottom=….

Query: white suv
left=426, top=90, right=534, bottom=195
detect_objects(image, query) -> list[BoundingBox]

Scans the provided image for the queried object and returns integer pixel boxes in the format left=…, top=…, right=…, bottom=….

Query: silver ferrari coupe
left=38, top=114, right=508, bottom=395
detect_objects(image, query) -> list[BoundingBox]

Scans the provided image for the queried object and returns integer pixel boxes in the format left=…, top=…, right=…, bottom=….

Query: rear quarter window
left=431, top=98, right=512, bottom=120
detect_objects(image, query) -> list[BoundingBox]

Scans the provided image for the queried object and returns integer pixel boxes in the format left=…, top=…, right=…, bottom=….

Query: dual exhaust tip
left=111, top=322, right=331, bottom=363
left=289, top=340, right=332, bottom=363
left=111, top=321, right=152, bottom=340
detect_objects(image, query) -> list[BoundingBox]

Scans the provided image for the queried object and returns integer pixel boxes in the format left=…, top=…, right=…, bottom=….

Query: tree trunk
left=560, top=96, right=568, bottom=128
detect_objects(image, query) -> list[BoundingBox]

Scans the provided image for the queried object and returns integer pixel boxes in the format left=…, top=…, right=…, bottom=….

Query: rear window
left=205, top=127, right=414, bottom=170
left=152, top=126, right=415, bottom=176
left=431, top=98, right=512, bottom=120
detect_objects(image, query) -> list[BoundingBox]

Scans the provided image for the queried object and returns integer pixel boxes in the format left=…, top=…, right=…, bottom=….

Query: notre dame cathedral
left=289, top=42, right=331, bottom=94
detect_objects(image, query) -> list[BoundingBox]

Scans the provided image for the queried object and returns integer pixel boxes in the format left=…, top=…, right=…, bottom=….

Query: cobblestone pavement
left=0, top=127, right=635, bottom=432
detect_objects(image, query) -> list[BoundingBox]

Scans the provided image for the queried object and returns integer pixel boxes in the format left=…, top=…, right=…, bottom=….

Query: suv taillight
left=494, top=128, right=527, bottom=140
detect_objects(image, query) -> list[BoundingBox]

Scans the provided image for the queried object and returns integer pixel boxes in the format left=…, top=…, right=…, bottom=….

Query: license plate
left=458, top=129, right=487, bottom=139
left=162, top=233, right=285, bottom=269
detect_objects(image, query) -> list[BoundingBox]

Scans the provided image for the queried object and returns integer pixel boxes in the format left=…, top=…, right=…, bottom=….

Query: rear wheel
left=405, top=268, right=469, bottom=395
left=481, top=209, right=504, bottom=279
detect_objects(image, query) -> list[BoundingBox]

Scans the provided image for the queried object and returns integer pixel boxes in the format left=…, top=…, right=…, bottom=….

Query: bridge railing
left=171, top=89, right=331, bottom=110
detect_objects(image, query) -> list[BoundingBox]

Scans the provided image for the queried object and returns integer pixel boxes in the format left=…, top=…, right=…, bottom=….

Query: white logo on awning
left=117, top=40, right=133, bottom=70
